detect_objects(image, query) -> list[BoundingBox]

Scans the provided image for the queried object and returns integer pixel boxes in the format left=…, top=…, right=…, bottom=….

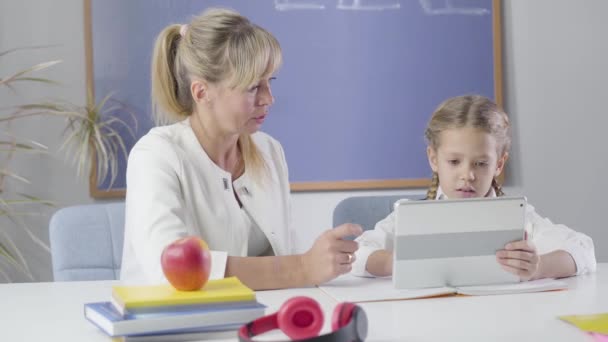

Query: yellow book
left=111, top=277, right=256, bottom=315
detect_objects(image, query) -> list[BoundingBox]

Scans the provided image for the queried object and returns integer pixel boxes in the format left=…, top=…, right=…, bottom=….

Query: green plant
left=0, top=46, right=136, bottom=281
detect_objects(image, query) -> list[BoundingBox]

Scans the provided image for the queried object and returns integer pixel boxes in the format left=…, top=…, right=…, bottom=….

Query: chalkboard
left=84, top=0, right=502, bottom=197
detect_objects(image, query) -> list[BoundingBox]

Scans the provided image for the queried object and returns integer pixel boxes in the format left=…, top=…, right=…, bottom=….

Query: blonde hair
left=424, top=95, right=510, bottom=200
left=151, top=8, right=282, bottom=181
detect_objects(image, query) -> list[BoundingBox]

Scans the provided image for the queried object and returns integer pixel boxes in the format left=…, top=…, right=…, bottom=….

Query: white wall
left=502, top=0, right=608, bottom=262
left=0, top=0, right=605, bottom=282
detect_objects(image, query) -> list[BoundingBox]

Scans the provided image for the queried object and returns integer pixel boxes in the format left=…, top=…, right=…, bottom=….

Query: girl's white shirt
left=120, top=118, right=293, bottom=285
left=352, top=187, right=597, bottom=278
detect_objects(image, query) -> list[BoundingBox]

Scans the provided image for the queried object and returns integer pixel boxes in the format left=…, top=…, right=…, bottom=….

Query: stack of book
left=84, top=277, right=265, bottom=341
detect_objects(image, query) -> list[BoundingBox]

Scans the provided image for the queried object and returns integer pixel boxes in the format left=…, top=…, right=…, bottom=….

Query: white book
left=318, top=274, right=567, bottom=303
left=119, top=325, right=239, bottom=342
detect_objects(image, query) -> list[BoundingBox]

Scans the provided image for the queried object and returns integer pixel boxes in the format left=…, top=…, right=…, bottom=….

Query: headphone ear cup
left=277, top=296, right=324, bottom=340
left=331, top=302, right=357, bottom=331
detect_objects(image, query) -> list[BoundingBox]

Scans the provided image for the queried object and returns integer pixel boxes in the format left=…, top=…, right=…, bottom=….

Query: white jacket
left=352, top=189, right=597, bottom=277
left=120, top=119, right=293, bottom=285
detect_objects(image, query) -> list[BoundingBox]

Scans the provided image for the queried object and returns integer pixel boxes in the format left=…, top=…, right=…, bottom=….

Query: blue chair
left=49, top=202, right=125, bottom=281
left=49, top=196, right=423, bottom=280
left=332, top=194, right=425, bottom=233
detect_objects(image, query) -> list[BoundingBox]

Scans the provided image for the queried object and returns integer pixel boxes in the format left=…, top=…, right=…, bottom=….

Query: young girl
left=352, top=95, right=596, bottom=280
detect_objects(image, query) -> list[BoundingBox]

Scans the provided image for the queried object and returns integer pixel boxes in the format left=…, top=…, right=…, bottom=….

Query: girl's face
left=427, top=127, right=508, bottom=199
left=202, top=75, right=275, bottom=135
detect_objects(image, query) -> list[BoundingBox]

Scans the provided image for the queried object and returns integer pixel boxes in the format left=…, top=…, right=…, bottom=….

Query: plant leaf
left=0, top=169, right=31, bottom=184
left=0, top=198, right=50, bottom=256
left=0, top=45, right=59, bottom=58
left=9, top=77, right=60, bottom=85
left=0, top=140, right=48, bottom=154
left=0, top=265, right=10, bottom=282
left=15, top=193, right=55, bottom=206
left=0, top=243, right=17, bottom=266
left=0, top=60, right=62, bottom=86
left=0, top=228, right=32, bottom=278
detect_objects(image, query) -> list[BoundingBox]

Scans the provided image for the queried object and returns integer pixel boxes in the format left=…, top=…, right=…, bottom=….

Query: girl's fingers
left=496, top=250, right=535, bottom=262
left=505, top=240, right=536, bottom=252
left=497, top=255, right=534, bottom=271
left=499, top=262, right=532, bottom=278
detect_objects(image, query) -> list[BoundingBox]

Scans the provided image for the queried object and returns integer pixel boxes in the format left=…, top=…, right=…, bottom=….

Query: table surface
left=1, top=264, right=606, bottom=342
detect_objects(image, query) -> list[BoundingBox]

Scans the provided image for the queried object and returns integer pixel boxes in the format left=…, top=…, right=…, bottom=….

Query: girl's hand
left=302, top=223, right=362, bottom=285
left=496, top=239, right=540, bottom=281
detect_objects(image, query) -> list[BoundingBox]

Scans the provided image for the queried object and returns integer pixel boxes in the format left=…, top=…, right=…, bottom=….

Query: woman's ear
left=495, top=152, right=509, bottom=177
left=427, top=146, right=438, bottom=173
left=190, top=79, right=209, bottom=105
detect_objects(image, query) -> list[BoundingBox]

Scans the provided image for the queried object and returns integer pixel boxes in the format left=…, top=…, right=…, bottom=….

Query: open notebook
left=318, top=274, right=567, bottom=303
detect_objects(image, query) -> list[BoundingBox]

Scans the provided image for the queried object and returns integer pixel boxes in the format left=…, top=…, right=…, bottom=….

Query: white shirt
left=240, top=206, right=271, bottom=257
left=120, top=118, right=293, bottom=285
left=352, top=187, right=597, bottom=277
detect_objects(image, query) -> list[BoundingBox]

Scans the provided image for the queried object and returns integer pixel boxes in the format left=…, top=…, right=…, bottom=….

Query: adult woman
left=120, top=8, right=361, bottom=290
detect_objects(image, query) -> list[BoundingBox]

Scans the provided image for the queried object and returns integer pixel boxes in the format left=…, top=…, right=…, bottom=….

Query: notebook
left=559, top=312, right=608, bottom=335
left=319, top=274, right=567, bottom=303
left=393, top=196, right=527, bottom=289
left=111, top=277, right=256, bottom=315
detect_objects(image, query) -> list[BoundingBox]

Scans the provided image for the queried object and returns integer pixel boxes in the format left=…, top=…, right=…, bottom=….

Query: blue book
left=120, top=324, right=241, bottom=342
left=84, top=301, right=265, bottom=337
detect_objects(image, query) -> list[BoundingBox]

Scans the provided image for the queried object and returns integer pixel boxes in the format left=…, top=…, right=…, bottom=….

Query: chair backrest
left=49, top=202, right=125, bottom=281
left=333, top=194, right=425, bottom=232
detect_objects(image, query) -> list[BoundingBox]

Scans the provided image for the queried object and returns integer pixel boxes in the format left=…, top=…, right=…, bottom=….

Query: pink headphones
left=238, top=296, right=368, bottom=341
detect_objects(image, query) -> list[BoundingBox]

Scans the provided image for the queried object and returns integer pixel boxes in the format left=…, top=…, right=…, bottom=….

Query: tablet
left=392, top=196, right=526, bottom=289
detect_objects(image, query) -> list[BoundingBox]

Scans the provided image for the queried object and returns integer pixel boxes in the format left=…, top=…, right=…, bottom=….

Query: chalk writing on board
left=337, top=0, right=400, bottom=11
left=274, top=0, right=325, bottom=11
left=275, top=0, right=489, bottom=14
left=418, top=0, right=490, bottom=15
left=275, top=0, right=400, bottom=11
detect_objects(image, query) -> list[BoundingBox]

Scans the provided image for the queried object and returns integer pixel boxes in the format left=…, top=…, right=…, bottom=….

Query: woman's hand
left=302, top=223, right=363, bottom=285
left=496, top=239, right=540, bottom=281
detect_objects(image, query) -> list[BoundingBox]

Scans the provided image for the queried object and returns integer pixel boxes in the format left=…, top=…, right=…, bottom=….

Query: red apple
left=161, top=236, right=212, bottom=291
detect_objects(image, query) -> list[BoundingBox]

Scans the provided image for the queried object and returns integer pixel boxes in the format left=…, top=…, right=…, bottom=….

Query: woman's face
left=204, top=75, right=275, bottom=136
left=427, top=127, right=507, bottom=199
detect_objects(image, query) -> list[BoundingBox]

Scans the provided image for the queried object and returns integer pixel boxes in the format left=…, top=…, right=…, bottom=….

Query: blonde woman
left=352, top=95, right=596, bottom=280
left=120, top=8, right=362, bottom=290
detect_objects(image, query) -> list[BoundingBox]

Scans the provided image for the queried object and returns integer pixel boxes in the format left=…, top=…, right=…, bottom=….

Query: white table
left=357, top=265, right=607, bottom=342
left=1, top=264, right=606, bottom=341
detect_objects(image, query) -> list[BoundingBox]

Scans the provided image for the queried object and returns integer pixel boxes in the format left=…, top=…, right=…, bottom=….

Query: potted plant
left=0, top=46, right=135, bottom=281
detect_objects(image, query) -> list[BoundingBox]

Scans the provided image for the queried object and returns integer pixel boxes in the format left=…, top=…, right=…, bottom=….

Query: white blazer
left=352, top=188, right=597, bottom=277
left=120, top=119, right=293, bottom=285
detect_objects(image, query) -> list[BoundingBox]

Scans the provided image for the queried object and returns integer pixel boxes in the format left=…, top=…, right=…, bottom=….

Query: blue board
left=87, top=0, right=499, bottom=196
